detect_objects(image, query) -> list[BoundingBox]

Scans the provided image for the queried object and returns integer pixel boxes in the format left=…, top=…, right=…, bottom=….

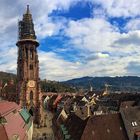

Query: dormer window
left=13, top=109, right=17, bottom=114
left=11, top=134, right=20, bottom=140
left=132, top=121, right=138, bottom=127
left=0, top=117, right=7, bottom=124
left=107, top=129, right=110, bottom=133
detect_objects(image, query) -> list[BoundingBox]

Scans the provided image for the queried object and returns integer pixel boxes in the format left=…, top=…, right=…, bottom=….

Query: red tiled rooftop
left=81, top=113, right=128, bottom=140
left=135, top=131, right=140, bottom=136
left=0, top=101, right=20, bottom=116
left=0, top=101, right=28, bottom=140
left=4, top=109, right=26, bottom=140
left=0, top=125, right=8, bottom=140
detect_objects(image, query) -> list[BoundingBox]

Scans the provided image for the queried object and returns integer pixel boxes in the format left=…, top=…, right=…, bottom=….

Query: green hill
left=0, top=71, right=76, bottom=93
left=63, top=76, right=140, bottom=92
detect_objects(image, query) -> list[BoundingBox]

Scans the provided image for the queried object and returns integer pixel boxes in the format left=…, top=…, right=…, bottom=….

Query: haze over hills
left=0, top=71, right=75, bottom=93
left=0, top=71, right=17, bottom=82
left=1, top=71, right=140, bottom=92
left=63, top=76, right=140, bottom=92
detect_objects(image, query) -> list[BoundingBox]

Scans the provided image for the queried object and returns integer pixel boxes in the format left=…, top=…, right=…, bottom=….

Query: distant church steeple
left=89, top=82, right=93, bottom=92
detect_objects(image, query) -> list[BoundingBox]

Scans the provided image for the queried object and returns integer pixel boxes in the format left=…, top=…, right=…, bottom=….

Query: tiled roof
left=19, top=109, right=31, bottom=123
left=0, top=101, right=19, bottom=116
left=75, top=106, right=91, bottom=120
left=120, top=106, right=140, bottom=140
left=0, top=125, right=8, bottom=140
left=135, top=131, right=140, bottom=136
left=57, top=109, right=68, bottom=125
left=73, top=96, right=84, bottom=103
left=81, top=113, right=128, bottom=140
left=0, top=101, right=32, bottom=140
left=64, top=113, right=88, bottom=140
left=120, top=101, right=135, bottom=108
left=4, top=108, right=27, bottom=140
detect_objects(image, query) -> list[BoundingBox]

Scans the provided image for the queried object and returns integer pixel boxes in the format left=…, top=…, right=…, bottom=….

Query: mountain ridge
left=1, top=71, right=140, bottom=92
left=63, top=76, right=140, bottom=92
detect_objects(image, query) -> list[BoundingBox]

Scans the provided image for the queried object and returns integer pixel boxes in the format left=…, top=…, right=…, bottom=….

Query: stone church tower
left=16, top=5, right=40, bottom=124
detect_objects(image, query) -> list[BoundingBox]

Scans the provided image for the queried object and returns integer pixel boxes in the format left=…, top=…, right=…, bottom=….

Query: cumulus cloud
left=126, top=61, right=140, bottom=75
left=114, top=31, right=140, bottom=46
left=0, top=0, right=80, bottom=80
left=93, top=0, right=140, bottom=18
left=38, top=51, right=82, bottom=81
left=65, top=18, right=119, bottom=52
left=0, top=0, right=140, bottom=81
left=125, top=18, right=140, bottom=31
left=61, top=17, right=140, bottom=80
left=0, top=47, right=17, bottom=73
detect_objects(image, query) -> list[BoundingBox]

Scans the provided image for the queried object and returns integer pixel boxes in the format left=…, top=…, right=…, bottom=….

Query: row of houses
left=44, top=91, right=140, bottom=140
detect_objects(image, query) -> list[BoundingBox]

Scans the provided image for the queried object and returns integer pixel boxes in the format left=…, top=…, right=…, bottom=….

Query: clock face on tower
left=28, top=80, right=35, bottom=87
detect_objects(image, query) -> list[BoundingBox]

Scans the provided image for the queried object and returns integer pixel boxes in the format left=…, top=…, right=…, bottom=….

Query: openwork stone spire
left=26, top=5, right=30, bottom=14
left=18, top=5, right=36, bottom=40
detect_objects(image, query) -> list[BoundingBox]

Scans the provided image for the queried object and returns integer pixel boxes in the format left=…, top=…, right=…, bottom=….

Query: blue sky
left=1, top=0, right=140, bottom=81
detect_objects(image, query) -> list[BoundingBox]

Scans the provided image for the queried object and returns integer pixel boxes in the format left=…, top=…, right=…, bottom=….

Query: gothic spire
left=26, top=5, right=30, bottom=14
left=17, top=5, right=37, bottom=40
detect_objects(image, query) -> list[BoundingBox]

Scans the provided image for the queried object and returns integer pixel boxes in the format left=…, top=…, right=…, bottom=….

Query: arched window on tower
left=26, top=48, right=28, bottom=59
left=19, top=49, right=22, bottom=60
left=30, top=91, right=33, bottom=100
left=30, top=49, right=33, bottom=59
left=30, top=64, right=33, bottom=70
left=30, top=91, right=34, bottom=110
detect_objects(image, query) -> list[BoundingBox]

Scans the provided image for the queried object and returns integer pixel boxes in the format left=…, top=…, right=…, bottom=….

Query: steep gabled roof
left=120, top=106, right=140, bottom=140
left=64, top=113, right=88, bottom=140
left=0, top=101, right=32, bottom=140
left=19, top=109, right=31, bottom=123
left=81, top=113, right=128, bottom=140
left=0, top=101, right=19, bottom=116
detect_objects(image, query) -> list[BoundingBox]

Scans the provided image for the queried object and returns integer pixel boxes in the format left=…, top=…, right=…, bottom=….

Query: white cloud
left=93, top=0, right=140, bottom=17
left=0, top=0, right=140, bottom=81
left=65, top=18, right=119, bottom=52
left=38, top=51, right=82, bottom=81
left=125, top=18, right=140, bottom=31
left=0, top=47, right=17, bottom=73
left=62, top=17, right=140, bottom=80
left=0, top=0, right=80, bottom=80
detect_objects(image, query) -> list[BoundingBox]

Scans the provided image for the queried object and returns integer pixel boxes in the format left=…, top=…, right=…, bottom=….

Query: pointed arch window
left=30, top=91, right=33, bottom=100
left=30, top=49, right=33, bottom=59
left=30, top=64, right=33, bottom=70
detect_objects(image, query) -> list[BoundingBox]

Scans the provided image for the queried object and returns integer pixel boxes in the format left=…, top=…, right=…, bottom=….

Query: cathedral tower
left=16, top=5, right=40, bottom=124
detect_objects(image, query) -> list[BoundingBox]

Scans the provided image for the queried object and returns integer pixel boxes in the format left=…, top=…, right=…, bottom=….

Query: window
left=92, top=131, right=95, bottom=136
left=13, top=109, right=17, bottom=114
left=26, top=48, right=28, bottom=59
left=107, top=129, right=110, bottom=133
left=132, top=121, right=138, bottom=127
left=0, top=117, right=7, bottom=124
left=30, top=64, right=33, bottom=70
left=30, top=91, right=33, bottom=100
left=30, top=49, right=33, bottom=59
left=11, top=134, right=20, bottom=140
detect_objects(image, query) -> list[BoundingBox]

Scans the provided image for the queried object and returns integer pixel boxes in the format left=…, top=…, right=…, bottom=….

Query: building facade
left=16, top=5, right=40, bottom=124
left=0, top=101, right=33, bottom=140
